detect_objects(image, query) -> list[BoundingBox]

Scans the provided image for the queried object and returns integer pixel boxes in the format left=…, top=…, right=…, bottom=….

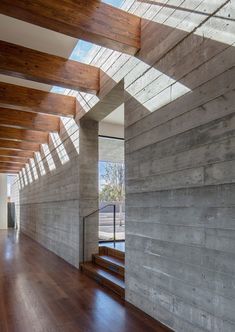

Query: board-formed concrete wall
left=19, top=119, right=98, bottom=267
left=0, top=174, right=7, bottom=229
left=124, top=37, right=235, bottom=332
left=10, top=1, right=234, bottom=330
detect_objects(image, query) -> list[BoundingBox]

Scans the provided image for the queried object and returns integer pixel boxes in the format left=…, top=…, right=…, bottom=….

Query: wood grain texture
left=0, top=40, right=99, bottom=93
left=0, top=0, right=140, bottom=54
left=0, top=140, right=39, bottom=152
left=0, top=107, right=60, bottom=132
left=0, top=162, right=23, bottom=168
left=0, top=126, right=48, bottom=144
left=0, top=170, right=19, bottom=174
left=0, top=156, right=28, bottom=164
left=0, top=148, right=34, bottom=158
left=0, top=82, right=76, bottom=117
left=0, top=230, right=171, bottom=332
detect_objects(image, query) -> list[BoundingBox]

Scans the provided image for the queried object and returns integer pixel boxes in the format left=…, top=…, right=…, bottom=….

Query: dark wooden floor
left=0, top=230, right=171, bottom=332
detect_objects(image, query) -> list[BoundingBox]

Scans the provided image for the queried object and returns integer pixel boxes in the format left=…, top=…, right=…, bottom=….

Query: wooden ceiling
left=0, top=82, right=76, bottom=117
left=0, top=40, right=99, bottom=93
left=0, top=0, right=140, bottom=54
left=0, top=1, right=141, bottom=174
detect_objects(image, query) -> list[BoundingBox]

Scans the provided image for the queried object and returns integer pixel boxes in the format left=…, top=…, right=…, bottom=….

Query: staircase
left=81, top=246, right=125, bottom=298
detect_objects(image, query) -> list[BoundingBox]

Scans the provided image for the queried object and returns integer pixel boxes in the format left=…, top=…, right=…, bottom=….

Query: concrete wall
left=124, top=34, right=235, bottom=332
left=104, top=2, right=235, bottom=331
left=0, top=174, right=7, bottom=229
left=19, top=118, right=98, bottom=267
left=9, top=2, right=234, bottom=331
left=10, top=176, right=20, bottom=229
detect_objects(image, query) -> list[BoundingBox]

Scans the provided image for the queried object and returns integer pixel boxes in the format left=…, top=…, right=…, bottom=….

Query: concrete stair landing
left=81, top=246, right=125, bottom=298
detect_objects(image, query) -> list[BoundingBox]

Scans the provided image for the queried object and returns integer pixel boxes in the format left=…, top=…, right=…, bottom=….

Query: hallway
left=0, top=230, right=170, bottom=332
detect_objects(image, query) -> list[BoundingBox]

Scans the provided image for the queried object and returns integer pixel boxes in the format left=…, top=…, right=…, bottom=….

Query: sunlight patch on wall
left=61, top=117, right=80, bottom=154
left=22, top=168, right=28, bottom=186
left=76, top=92, right=100, bottom=112
left=194, top=2, right=235, bottom=45
left=50, top=133, right=70, bottom=164
left=41, top=144, right=56, bottom=171
left=140, top=1, right=234, bottom=45
left=25, top=164, right=33, bottom=184
left=125, top=59, right=190, bottom=112
left=30, top=158, right=38, bottom=180
left=141, top=1, right=221, bottom=30
left=16, top=174, right=21, bottom=190
left=19, top=171, right=24, bottom=188
left=35, top=152, right=46, bottom=176
left=16, top=175, right=21, bottom=191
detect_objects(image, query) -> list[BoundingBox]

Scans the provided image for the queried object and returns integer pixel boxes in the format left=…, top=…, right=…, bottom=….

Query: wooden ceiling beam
left=0, top=156, right=28, bottom=164
left=0, top=162, right=24, bottom=168
left=0, top=107, right=60, bottom=132
left=0, top=170, right=19, bottom=174
left=0, top=0, right=140, bottom=54
left=0, top=82, right=76, bottom=117
left=0, top=149, right=34, bottom=158
left=0, top=170, right=20, bottom=174
left=0, top=127, right=48, bottom=144
left=0, top=40, right=99, bottom=93
left=0, top=140, right=39, bottom=152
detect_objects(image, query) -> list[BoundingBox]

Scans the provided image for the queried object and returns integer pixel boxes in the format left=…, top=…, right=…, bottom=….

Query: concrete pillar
left=0, top=174, right=7, bottom=229
left=79, top=118, right=99, bottom=262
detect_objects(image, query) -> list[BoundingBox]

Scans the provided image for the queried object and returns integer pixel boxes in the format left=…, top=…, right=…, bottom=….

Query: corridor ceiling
left=0, top=0, right=232, bottom=175
left=0, top=0, right=141, bottom=174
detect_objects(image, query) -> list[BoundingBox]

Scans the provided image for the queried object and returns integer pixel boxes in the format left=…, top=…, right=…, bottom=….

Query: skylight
left=102, top=0, right=123, bottom=7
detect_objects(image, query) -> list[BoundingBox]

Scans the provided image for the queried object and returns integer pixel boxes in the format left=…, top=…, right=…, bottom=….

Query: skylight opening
left=102, top=0, right=123, bottom=8
left=41, top=144, right=56, bottom=171
left=70, top=40, right=94, bottom=63
left=50, top=86, right=66, bottom=95
left=50, top=133, right=70, bottom=164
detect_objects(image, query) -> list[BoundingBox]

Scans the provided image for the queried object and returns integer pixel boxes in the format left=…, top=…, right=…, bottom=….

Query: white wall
left=0, top=174, right=7, bottom=229
left=99, top=121, right=124, bottom=139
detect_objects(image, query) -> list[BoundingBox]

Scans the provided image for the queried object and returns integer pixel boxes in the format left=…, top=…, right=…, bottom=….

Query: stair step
left=93, top=254, right=125, bottom=278
left=99, top=246, right=125, bottom=261
left=81, top=262, right=125, bottom=298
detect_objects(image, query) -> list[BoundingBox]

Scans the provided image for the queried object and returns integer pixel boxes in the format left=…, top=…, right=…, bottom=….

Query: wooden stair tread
left=99, top=246, right=125, bottom=260
left=81, top=262, right=125, bottom=289
left=94, top=254, right=125, bottom=268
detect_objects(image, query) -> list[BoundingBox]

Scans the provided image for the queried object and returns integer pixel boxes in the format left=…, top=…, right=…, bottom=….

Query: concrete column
left=79, top=118, right=99, bottom=262
left=0, top=174, right=7, bottom=229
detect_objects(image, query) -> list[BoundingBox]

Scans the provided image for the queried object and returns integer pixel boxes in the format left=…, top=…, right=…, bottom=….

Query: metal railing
left=82, top=204, right=116, bottom=263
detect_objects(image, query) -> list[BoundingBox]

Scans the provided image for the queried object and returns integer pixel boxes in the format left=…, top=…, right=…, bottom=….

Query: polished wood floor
left=0, top=230, right=171, bottom=332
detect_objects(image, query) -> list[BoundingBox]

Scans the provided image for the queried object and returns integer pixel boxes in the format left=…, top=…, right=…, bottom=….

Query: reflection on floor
left=0, top=231, right=171, bottom=332
left=99, top=241, right=125, bottom=252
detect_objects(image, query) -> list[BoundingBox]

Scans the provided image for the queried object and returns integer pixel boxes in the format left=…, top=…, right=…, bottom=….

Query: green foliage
left=100, top=162, right=125, bottom=202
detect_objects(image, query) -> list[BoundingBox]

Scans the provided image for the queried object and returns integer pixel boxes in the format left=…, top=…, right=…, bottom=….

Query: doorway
left=98, top=135, right=125, bottom=251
